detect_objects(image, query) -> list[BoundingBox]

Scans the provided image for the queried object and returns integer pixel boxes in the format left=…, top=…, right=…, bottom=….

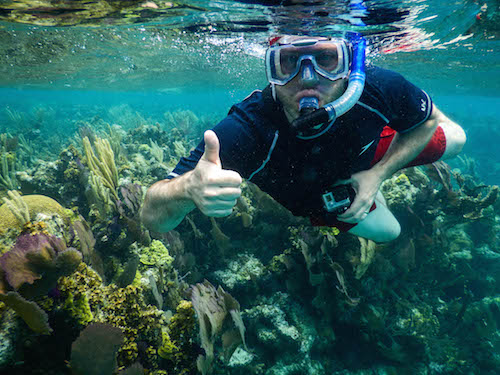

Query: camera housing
left=321, top=184, right=356, bottom=216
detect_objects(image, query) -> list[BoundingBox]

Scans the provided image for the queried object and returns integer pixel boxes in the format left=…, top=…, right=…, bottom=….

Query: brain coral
left=0, top=194, right=68, bottom=234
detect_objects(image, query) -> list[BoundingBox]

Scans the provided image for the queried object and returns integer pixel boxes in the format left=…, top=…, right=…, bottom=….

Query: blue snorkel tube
left=291, top=32, right=367, bottom=136
left=326, top=32, right=366, bottom=122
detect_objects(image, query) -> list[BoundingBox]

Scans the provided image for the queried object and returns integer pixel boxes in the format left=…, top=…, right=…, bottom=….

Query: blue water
left=0, top=88, right=248, bottom=122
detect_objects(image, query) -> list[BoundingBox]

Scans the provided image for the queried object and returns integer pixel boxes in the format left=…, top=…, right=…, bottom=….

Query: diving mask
left=265, top=37, right=350, bottom=86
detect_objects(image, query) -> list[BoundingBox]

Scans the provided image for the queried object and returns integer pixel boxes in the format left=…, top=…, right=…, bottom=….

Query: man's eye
left=282, top=54, right=299, bottom=69
left=317, top=52, right=338, bottom=69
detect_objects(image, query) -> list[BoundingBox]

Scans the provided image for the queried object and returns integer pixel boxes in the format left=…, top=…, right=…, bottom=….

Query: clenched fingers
left=204, top=187, right=241, bottom=200
left=200, top=196, right=239, bottom=217
left=206, top=170, right=242, bottom=187
left=198, top=185, right=241, bottom=217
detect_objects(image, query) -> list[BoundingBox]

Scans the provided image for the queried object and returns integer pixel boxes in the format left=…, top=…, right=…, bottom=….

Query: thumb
left=200, top=130, right=221, bottom=167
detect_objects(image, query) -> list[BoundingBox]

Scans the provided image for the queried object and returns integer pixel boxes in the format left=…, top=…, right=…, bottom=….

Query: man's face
left=268, top=36, right=349, bottom=122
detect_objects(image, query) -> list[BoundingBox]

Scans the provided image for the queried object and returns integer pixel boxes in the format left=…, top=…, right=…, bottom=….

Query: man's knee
left=371, top=219, right=401, bottom=243
left=441, top=122, right=466, bottom=160
left=347, top=204, right=401, bottom=243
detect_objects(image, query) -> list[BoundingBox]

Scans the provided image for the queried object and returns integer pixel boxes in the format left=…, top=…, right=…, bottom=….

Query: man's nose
left=299, top=60, right=319, bottom=87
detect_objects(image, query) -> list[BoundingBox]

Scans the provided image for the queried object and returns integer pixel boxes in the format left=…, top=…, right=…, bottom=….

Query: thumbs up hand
left=187, top=130, right=242, bottom=217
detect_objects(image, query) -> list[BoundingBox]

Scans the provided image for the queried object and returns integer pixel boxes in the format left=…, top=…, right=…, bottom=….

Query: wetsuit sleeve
left=380, top=69, right=433, bottom=133
left=166, top=105, right=262, bottom=180
left=165, top=142, right=202, bottom=180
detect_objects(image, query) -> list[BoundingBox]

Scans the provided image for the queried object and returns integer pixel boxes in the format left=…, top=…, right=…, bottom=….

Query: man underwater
left=141, top=33, right=466, bottom=243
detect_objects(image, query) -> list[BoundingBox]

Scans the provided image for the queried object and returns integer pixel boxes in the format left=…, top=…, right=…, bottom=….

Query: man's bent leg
left=439, top=121, right=466, bottom=160
left=347, top=191, right=401, bottom=243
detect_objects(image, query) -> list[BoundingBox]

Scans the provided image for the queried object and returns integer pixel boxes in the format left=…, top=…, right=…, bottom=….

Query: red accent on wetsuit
left=371, top=125, right=447, bottom=167
left=310, top=125, right=447, bottom=231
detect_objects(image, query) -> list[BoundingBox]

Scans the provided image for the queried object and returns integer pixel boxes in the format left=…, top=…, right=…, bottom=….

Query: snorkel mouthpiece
left=299, top=97, right=319, bottom=115
left=292, top=97, right=330, bottom=133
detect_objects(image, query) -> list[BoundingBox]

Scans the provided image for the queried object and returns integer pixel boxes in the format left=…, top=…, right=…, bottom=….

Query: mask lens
left=279, top=50, right=300, bottom=75
left=314, top=47, right=339, bottom=72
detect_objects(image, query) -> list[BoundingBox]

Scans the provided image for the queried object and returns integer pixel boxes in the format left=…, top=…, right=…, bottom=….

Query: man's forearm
left=371, top=118, right=438, bottom=180
left=140, top=172, right=196, bottom=233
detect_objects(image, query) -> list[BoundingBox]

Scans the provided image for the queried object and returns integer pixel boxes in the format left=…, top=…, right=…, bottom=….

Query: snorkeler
left=140, top=33, right=466, bottom=242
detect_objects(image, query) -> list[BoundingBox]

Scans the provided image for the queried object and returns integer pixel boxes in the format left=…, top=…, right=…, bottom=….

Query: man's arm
left=370, top=107, right=440, bottom=181
left=337, top=106, right=444, bottom=223
left=140, top=172, right=197, bottom=233
left=140, top=131, right=242, bottom=233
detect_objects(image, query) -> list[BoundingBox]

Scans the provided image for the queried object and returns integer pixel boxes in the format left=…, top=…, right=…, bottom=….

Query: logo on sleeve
left=420, top=99, right=427, bottom=112
left=359, top=140, right=375, bottom=156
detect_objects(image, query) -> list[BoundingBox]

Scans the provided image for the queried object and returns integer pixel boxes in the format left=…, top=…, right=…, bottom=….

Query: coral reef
left=1, top=190, right=29, bottom=228
left=0, top=230, right=82, bottom=338
left=0, top=0, right=187, bottom=27
left=381, top=171, right=421, bottom=209
left=139, top=239, right=173, bottom=267
left=83, top=135, right=120, bottom=216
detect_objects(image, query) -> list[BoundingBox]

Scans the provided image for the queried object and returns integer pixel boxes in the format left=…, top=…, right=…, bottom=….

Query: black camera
left=321, top=184, right=356, bottom=216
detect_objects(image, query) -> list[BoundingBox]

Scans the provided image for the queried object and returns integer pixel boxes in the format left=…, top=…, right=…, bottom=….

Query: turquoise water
left=0, top=1, right=499, bottom=374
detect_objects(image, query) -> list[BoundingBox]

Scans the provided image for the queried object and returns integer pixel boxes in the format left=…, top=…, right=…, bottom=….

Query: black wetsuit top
left=167, top=66, right=433, bottom=218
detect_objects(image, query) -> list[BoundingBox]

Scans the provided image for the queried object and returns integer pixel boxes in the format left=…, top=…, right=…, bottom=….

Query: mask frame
left=265, top=38, right=350, bottom=86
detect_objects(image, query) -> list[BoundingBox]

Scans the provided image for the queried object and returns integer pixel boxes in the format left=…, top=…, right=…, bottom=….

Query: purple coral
left=116, top=183, right=151, bottom=245
left=117, top=183, right=143, bottom=218
left=0, top=233, right=81, bottom=296
left=0, top=233, right=61, bottom=289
